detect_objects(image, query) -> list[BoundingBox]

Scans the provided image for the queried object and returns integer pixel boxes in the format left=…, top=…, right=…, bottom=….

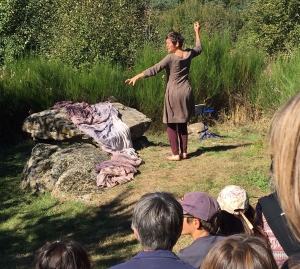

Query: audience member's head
left=201, top=234, right=278, bottom=269
left=34, top=239, right=91, bottom=269
left=216, top=185, right=255, bottom=236
left=131, top=192, right=183, bottom=251
left=268, top=92, right=300, bottom=240
left=180, top=191, right=219, bottom=234
left=281, top=254, right=300, bottom=269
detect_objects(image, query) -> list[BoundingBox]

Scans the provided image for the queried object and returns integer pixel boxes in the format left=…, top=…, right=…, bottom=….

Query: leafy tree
left=240, top=0, right=300, bottom=55
left=147, top=0, right=182, bottom=11
left=0, top=0, right=56, bottom=64
left=0, top=0, right=148, bottom=68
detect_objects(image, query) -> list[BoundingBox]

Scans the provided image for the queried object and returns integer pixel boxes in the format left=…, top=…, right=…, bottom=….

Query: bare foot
left=166, top=155, right=181, bottom=161
left=180, top=153, right=187, bottom=159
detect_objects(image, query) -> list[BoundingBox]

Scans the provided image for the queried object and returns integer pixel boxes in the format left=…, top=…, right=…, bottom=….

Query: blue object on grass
left=195, top=105, right=219, bottom=141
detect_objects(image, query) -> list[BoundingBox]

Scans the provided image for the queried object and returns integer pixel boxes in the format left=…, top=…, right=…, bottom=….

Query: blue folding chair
left=195, top=104, right=219, bottom=141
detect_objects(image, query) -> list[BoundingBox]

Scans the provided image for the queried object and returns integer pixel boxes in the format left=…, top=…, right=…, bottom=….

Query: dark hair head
left=216, top=210, right=253, bottom=236
left=201, top=234, right=278, bottom=269
left=166, top=32, right=185, bottom=48
left=131, top=192, right=183, bottom=250
left=281, top=254, right=300, bottom=269
left=34, top=239, right=91, bottom=269
left=186, top=216, right=217, bottom=233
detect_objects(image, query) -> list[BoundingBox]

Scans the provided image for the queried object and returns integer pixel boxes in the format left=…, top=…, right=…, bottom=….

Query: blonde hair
left=268, top=92, right=300, bottom=240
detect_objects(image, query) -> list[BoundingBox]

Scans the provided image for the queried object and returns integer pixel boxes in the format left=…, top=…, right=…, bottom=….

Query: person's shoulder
left=214, top=234, right=226, bottom=242
left=194, top=234, right=225, bottom=245
left=178, top=238, right=199, bottom=255
left=108, top=261, right=131, bottom=269
left=209, top=233, right=226, bottom=239
left=174, top=256, right=197, bottom=269
left=164, top=54, right=173, bottom=60
left=108, top=258, right=137, bottom=269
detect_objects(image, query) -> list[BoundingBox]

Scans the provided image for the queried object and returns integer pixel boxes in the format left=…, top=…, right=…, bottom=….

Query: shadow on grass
left=189, top=143, right=252, bottom=158
left=133, top=136, right=169, bottom=150
left=0, top=143, right=138, bottom=269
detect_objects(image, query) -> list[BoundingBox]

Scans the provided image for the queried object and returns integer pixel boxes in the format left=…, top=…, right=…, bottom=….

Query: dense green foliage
left=0, top=0, right=148, bottom=67
left=242, top=0, right=300, bottom=55
left=152, top=0, right=246, bottom=45
left=1, top=0, right=300, bottom=144
left=2, top=34, right=300, bottom=145
left=253, top=49, right=300, bottom=112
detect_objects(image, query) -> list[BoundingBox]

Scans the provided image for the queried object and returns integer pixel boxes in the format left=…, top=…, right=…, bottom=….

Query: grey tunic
left=143, top=40, right=202, bottom=124
left=177, top=234, right=225, bottom=268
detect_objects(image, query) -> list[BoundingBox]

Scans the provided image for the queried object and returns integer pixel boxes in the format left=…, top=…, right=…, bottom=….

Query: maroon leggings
left=167, top=123, right=188, bottom=155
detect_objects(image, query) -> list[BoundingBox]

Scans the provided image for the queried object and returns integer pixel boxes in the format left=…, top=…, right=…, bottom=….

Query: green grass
left=0, top=123, right=273, bottom=268
left=0, top=143, right=137, bottom=268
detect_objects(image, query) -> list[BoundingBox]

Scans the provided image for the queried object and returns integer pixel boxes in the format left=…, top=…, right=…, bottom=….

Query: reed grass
left=253, top=48, right=300, bottom=113
left=1, top=34, right=300, bottom=144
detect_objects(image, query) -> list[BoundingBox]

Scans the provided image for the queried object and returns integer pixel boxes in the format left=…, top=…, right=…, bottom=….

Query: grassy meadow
left=0, top=31, right=299, bottom=269
left=0, top=120, right=273, bottom=269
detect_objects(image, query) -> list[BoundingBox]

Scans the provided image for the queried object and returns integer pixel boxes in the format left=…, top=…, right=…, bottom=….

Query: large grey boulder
left=21, top=143, right=109, bottom=200
left=188, top=122, right=205, bottom=139
left=112, top=103, right=151, bottom=141
left=22, top=102, right=151, bottom=143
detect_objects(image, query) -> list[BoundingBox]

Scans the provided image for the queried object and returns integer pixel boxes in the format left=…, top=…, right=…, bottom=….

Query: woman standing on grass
left=125, top=22, right=202, bottom=161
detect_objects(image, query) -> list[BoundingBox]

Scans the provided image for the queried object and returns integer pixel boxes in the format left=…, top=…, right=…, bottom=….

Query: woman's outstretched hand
left=125, top=77, right=138, bottom=86
left=194, top=21, right=201, bottom=32
left=125, top=73, right=144, bottom=86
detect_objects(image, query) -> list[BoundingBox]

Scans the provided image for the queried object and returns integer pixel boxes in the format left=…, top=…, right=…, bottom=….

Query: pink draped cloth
left=51, top=101, right=143, bottom=187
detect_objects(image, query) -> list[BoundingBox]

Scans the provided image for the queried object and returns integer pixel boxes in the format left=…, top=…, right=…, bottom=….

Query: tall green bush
left=0, top=0, right=148, bottom=68
left=0, top=0, right=57, bottom=64
left=253, top=48, right=300, bottom=112
left=238, top=0, right=300, bottom=55
left=0, top=57, right=128, bottom=144
left=151, top=0, right=246, bottom=47
left=188, top=31, right=265, bottom=114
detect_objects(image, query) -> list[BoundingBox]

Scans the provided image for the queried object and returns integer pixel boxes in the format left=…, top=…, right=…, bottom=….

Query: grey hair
left=131, top=192, right=183, bottom=250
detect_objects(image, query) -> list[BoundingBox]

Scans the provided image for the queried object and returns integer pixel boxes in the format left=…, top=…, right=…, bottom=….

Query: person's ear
left=133, top=229, right=139, bottom=241
left=193, top=218, right=201, bottom=229
left=176, top=42, right=179, bottom=48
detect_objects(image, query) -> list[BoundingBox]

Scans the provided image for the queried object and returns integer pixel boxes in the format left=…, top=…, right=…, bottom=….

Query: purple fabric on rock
left=65, top=102, right=133, bottom=152
left=51, top=101, right=142, bottom=188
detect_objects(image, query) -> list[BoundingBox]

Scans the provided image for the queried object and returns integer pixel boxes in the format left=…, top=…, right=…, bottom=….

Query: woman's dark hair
left=166, top=32, right=185, bottom=48
left=216, top=206, right=267, bottom=241
left=216, top=210, right=249, bottom=235
left=34, top=239, right=91, bottom=269
left=201, top=234, right=278, bottom=269
left=281, top=254, right=300, bottom=269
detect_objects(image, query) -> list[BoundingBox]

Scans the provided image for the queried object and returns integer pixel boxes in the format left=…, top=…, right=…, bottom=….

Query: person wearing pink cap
left=216, top=185, right=267, bottom=240
left=177, top=191, right=225, bottom=268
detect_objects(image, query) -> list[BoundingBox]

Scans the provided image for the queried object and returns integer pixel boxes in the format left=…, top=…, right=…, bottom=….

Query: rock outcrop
left=21, top=143, right=109, bottom=200
left=22, top=102, right=152, bottom=143
left=188, top=122, right=205, bottom=139
left=21, top=102, right=150, bottom=199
